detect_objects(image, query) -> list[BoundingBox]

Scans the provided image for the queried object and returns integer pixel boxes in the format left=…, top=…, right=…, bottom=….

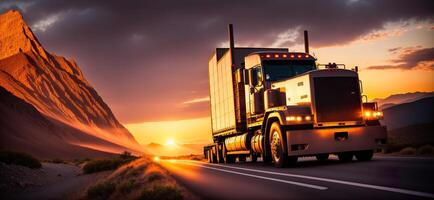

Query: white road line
left=187, top=160, right=434, bottom=199
left=165, top=161, right=327, bottom=190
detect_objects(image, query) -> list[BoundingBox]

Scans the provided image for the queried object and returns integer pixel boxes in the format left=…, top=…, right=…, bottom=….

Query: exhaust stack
left=304, top=30, right=309, bottom=54
left=228, top=24, right=235, bottom=66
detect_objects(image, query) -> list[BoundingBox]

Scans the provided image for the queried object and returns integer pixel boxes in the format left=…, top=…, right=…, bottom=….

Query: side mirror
left=251, top=69, right=258, bottom=86
left=243, top=69, right=250, bottom=85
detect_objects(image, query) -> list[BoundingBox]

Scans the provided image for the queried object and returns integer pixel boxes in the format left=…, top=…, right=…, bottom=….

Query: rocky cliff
left=0, top=10, right=143, bottom=157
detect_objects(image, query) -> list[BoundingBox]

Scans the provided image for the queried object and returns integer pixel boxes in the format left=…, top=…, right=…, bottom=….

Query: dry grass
left=0, top=150, right=41, bottom=169
left=81, top=157, right=198, bottom=200
left=399, top=147, right=417, bottom=155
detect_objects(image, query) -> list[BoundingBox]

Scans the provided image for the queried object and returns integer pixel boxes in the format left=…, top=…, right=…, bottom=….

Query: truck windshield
left=263, top=60, right=316, bottom=82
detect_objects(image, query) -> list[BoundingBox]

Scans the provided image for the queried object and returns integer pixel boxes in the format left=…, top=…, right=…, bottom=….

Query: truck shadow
left=229, top=157, right=381, bottom=169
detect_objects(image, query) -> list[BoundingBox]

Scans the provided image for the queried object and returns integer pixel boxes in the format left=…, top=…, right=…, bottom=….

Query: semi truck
left=204, top=24, right=387, bottom=167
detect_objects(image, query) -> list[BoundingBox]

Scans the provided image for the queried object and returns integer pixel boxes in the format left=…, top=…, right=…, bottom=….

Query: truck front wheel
left=337, top=152, right=353, bottom=162
left=270, top=122, right=289, bottom=168
left=355, top=150, right=374, bottom=161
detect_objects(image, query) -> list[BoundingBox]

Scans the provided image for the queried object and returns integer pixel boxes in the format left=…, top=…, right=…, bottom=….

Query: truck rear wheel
left=337, top=152, right=353, bottom=162
left=208, top=148, right=218, bottom=163
left=316, top=154, right=329, bottom=161
left=251, top=154, right=258, bottom=162
left=238, top=155, right=246, bottom=162
left=223, top=144, right=235, bottom=164
left=270, top=122, right=289, bottom=168
left=355, top=150, right=374, bottom=161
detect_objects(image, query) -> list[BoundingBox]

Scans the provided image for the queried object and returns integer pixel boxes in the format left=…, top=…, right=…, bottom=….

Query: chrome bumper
left=286, top=125, right=387, bottom=156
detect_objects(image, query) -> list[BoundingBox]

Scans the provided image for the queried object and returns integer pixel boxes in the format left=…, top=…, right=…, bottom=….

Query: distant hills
left=374, top=91, right=434, bottom=110
left=381, top=96, right=434, bottom=130
left=145, top=142, right=203, bottom=156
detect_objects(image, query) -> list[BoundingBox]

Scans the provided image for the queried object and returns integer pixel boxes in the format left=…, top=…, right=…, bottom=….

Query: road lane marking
left=165, top=160, right=327, bottom=190
left=189, top=161, right=434, bottom=199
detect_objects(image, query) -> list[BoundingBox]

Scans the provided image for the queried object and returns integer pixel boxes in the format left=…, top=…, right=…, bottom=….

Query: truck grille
left=313, top=77, right=362, bottom=123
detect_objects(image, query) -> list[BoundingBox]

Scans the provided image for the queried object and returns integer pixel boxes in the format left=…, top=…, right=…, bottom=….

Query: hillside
left=0, top=10, right=142, bottom=157
left=382, top=97, right=434, bottom=130
left=374, top=91, right=433, bottom=110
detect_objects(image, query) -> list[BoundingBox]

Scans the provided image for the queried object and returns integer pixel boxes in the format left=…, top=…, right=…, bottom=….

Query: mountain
left=374, top=91, right=434, bottom=110
left=382, top=97, right=434, bottom=130
left=145, top=142, right=204, bottom=156
left=0, top=86, right=128, bottom=158
left=0, top=10, right=142, bottom=158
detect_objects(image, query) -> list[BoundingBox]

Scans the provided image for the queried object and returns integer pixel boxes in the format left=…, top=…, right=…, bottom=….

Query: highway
left=159, top=155, right=434, bottom=200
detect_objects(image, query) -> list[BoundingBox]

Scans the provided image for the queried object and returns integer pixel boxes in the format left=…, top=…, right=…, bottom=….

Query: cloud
left=183, top=97, right=210, bottom=104
left=32, top=13, right=63, bottom=32
left=368, top=47, right=434, bottom=70
left=271, top=26, right=301, bottom=47
left=1, top=0, right=432, bottom=122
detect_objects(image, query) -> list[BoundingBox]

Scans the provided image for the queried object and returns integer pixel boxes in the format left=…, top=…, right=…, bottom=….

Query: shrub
left=418, top=145, right=434, bottom=155
left=0, top=150, right=41, bottom=169
left=87, top=181, right=116, bottom=199
left=50, top=158, right=65, bottom=164
left=139, top=185, right=183, bottom=200
left=83, top=158, right=124, bottom=174
left=117, top=179, right=136, bottom=194
left=83, top=153, right=137, bottom=174
left=399, top=147, right=416, bottom=155
left=147, top=171, right=164, bottom=182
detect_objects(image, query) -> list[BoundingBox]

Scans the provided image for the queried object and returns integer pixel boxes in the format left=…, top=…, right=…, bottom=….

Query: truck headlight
left=364, top=111, right=383, bottom=119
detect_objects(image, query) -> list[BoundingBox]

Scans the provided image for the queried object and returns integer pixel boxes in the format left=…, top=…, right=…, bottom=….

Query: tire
left=238, top=155, right=246, bottom=162
left=207, top=150, right=212, bottom=163
left=316, top=154, right=329, bottom=161
left=355, top=150, right=374, bottom=161
left=338, top=152, right=353, bottom=162
left=216, top=143, right=224, bottom=163
left=223, top=144, right=235, bottom=164
left=251, top=154, right=258, bottom=163
left=269, top=122, right=289, bottom=168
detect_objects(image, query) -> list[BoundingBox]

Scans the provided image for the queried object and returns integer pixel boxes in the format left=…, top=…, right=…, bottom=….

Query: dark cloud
left=1, top=0, right=433, bottom=122
left=368, top=47, right=434, bottom=70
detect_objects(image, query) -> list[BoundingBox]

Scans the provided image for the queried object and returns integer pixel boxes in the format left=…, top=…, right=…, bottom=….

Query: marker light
left=274, top=54, right=279, bottom=58
left=283, top=54, right=288, bottom=58
left=286, top=115, right=313, bottom=123
left=297, top=54, right=302, bottom=58
left=373, top=111, right=383, bottom=117
left=305, top=55, right=309, bottom=58
left=266, top=54, right=271, bottom=58
left=286, top=116, right=296, bottom=121
left=364, top=111, right=372, bottom=117
left=290, top=54, right=295, bottom=58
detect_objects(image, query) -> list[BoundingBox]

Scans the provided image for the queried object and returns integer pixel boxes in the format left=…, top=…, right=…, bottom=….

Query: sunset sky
left=1, top=0, right=432, bottom=147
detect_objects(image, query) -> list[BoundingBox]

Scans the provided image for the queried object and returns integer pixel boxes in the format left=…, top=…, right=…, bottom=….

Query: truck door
left=249, top=66, right=265, bottom=115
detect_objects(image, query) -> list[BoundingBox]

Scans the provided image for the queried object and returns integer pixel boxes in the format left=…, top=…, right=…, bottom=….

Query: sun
left=165, top=138, right=176, bottom=147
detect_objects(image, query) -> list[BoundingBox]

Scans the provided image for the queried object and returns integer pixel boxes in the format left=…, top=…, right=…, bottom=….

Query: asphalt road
left=159, top=155, right=434, bottom=200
